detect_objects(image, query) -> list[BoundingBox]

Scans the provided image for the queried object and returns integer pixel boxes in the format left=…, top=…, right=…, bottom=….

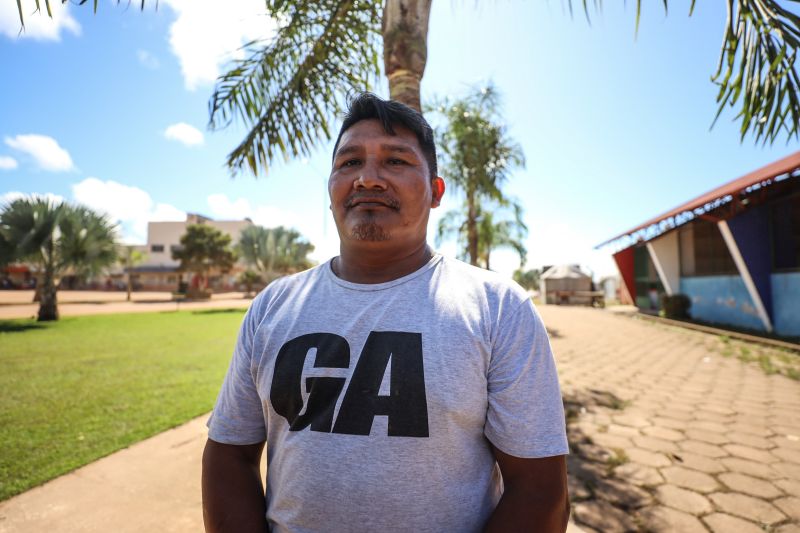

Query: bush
left=660, top=293, right=691, bottom=319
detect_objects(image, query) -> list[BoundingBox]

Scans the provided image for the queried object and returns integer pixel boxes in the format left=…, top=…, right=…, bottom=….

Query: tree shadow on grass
left=190, top=308, right=247, bottom=315
left=564, top=389, right=653, bottom=532
left=0, top=321, right=46, bottom=334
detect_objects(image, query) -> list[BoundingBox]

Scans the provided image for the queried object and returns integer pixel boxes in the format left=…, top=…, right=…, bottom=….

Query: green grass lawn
left=0, top=308, right=247, bottom=501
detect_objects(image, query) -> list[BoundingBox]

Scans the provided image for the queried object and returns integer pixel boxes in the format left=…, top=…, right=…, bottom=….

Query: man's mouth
left=345, top=194, right=400, bottom=210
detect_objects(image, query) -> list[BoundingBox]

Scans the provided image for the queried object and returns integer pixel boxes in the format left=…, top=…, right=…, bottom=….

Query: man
left=202, top=93, right=570, bottom=532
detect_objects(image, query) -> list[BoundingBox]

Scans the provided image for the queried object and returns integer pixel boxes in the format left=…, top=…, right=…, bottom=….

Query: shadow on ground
left=564, top=389, right=651, bottom=532
left=0, top=320, right=46, bottom=334
left=191, top=308, right=247, bottom=315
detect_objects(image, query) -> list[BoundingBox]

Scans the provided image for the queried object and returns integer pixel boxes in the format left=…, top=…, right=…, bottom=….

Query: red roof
left=598, top=151, right=800, bottom=248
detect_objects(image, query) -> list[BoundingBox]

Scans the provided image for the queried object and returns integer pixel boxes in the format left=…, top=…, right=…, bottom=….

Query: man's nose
left=355, top=159, right=388, bottom=190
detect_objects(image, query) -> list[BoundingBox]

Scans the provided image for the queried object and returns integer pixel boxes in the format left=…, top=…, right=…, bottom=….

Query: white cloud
left=164, top=122, right=204, bottom=146
left=0, top=156, right=18, bottom=170
left=206, top=193, right=338, bottom=262
left=5, top=134, right=75, bottom=171
left=163, top=0, right=277, bottom=90
left=72, top=177, right=185, bottom=244
left=0, top=0, right=80, bottom=41
left=136, top=49, right=160, bottom=69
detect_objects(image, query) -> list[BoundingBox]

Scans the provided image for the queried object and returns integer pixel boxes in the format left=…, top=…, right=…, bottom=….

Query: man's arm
left=202, top=438, right=268, bottom=533
left=484, top=445, right=570, bottom=533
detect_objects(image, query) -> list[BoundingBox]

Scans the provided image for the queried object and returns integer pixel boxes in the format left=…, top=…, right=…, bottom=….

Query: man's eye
left=341, top=159, right=361, bottom=167
left=388, top=158, right=407, bottom=165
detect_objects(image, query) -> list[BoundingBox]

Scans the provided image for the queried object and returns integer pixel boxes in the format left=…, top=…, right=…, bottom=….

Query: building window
left=150, top=244, right=164, bottom=253
left=170, top=244, right=182, bottom=254
left=680, top=220, right=737, bottom=276
left=772, top=193, right=800, bottom=270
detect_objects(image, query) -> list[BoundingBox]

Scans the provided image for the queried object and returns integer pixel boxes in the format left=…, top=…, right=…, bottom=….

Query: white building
left=131, top=213, right=252, bottom=291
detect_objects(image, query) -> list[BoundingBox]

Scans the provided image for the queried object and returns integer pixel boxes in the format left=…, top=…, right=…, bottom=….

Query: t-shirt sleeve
left=206, top=297, right=267, bottom=445
left=484, top=298, right=568, bottom=458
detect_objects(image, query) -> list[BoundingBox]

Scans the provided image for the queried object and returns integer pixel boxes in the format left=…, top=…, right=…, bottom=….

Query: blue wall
left=681, top=276, right=766, bottom=332
left=771, top=272, right=800, bottom=338
left=727, top=205, right=773, bottom=321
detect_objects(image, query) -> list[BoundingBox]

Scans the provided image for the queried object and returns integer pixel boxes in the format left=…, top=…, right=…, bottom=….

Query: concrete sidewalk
left=0, top=415, right=584, bottom=532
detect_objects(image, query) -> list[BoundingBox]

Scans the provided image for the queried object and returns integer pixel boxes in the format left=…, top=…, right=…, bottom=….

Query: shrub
left=660, top=293, right=691, bottom=319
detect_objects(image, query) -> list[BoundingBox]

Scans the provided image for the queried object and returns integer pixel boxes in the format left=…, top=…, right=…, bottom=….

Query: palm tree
left=237, top=225, right=315, bottom=279
left=432, top=85, right=525, bottom=266
left=22, top=1, right=800, bottom=172
left=122, top=246, right=148, bottom=301
left=0, top=198, right=118, bottom=321
left=437, top=198, right=527, bottom=270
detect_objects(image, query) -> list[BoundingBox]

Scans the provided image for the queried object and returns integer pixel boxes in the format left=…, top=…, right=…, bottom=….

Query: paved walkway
left=0, top=290, right=251, bottom=319
left=545, top=306, right=800, bottom=532
left=1, top=306, right=798, bottom=531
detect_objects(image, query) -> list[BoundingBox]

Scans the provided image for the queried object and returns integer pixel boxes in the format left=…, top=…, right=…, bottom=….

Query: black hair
left=332, top=92, right=438, bottom=179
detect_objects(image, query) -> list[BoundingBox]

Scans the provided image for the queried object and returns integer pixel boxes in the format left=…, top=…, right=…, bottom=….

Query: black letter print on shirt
left=270, top=331, right=429, bottom=437
left=270, top=333, right=350, bottom=432
left=333, top=332, right=429, bottom=437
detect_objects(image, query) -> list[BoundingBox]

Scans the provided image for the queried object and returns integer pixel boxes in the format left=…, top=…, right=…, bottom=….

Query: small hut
left=540, top=264, right=594, bottom=305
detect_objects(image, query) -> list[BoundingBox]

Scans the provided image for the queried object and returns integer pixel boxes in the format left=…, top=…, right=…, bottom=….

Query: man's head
left=332, top=93, right=438, bottom=179
left=328, top=93, right=445, bottom=252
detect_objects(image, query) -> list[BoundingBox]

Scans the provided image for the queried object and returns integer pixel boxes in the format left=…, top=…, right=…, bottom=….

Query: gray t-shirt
left=208, top=254, right=568, bottom=533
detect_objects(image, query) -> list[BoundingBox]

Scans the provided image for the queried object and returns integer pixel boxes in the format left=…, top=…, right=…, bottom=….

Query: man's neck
left=333, top=241, right=433, bottom=284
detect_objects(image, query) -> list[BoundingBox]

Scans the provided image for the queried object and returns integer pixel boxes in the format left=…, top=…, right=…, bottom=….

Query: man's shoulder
left=248, top=263, right=328, bottom=314
left=436, top=255, right=531, bottom=308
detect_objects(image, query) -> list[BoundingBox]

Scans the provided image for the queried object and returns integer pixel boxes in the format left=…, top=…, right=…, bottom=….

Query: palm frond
left=208, top=0, right=382, bottom=176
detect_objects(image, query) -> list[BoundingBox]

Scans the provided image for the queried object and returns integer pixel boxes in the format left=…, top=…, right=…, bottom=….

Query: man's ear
left=431, top=177, right=445, bottom=208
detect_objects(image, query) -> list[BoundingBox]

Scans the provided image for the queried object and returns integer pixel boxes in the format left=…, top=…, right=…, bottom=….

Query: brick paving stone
left=775, top=523, right=800, bottom=533
left=642, top=426, right=684, bottom=442
left=701, top=403, right=736, bottom=416
left=654, top=485, right=712, bottom=515
left=718, top=472, right=784, bottom=498
left=774, top=496, right=800, bottom=521
left=724, top=443, right=778, bottom=463
left=672, top=452, right=727, bottom=474
left=773, top=435, right=800, bottom=450
left=595, top=478, right=653, bottom=509
left=660, top=466, right=720, bottom=493
left=625, top=447, right=671, bottom=468
left=685, top=428, right=728, bottom=445
left=726, top=431, right=774, bottom=449
left=687, top=420, right=729, bottom=433
left=720, top=457, right=777, bottom=479
left=659, top=409, right=694, bottom=422
left=679, top=440, right=729, bottom=458
left=694, top=411, right=732, bottom=424
left=590, top=433, right=632, bottom=451
left=652, top=416, right=689, bottom=431
left=776, top=479, right=800, bottom=497
left=572, top=500, right=637, bottom=532
left=613, top=463, right=664, bottom=487
left=612, top=413, right=651, bottom=429
left=728, top=423, right=775, bottom=438
left=702, top=513, right=766, bottom=533
left=773, top=447, right=800, bottom=464
left=640, top=506, right=707, bottom=533
left=775, top=462, right=800, bottom=479
left=606, top=424, right=641, bottom=438
left=709, top=492, right=787, bottom=525
left=632, top=435, right=679, bottom=454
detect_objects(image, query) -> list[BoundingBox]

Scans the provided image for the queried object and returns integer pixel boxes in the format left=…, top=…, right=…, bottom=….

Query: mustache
left=344, top=192, right=400, bottom=210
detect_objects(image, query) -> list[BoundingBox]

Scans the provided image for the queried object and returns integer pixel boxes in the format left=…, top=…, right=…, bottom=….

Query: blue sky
left=1, top=1, right=798, bottom=278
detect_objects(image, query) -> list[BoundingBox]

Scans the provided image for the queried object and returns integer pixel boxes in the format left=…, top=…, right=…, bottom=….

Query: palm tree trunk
left=382, top=0, right=432, bottom=111
left=126, top=247, right=133, bottom=302
left=37, top=245, right=58, bottom=321
left=466, top=191, right=479, bottom=266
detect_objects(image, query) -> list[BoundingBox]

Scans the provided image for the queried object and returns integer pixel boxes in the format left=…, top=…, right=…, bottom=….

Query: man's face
left=329, top=119, right=443, bottom=251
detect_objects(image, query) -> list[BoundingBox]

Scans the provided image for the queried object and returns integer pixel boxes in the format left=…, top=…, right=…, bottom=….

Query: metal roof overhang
left=597, top=150, right=800, bottom=251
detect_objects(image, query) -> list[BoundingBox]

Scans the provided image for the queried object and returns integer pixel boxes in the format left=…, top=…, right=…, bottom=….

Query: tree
left=437, top=198, right=527, bottom=271
left=237, top=225, right=314, bottom=277
left=432, top=86, right=525, bottom=267
left=122, top=246, right=147, bottom=301
left=0, top=197, right=118, bottom=321
left=172, top=224, right=236, bottom=294
left=513, top=268, right=541, bottom=292
left=24, top=2, right=800, bottom=172
left=238, top=269, right=263, bottom=297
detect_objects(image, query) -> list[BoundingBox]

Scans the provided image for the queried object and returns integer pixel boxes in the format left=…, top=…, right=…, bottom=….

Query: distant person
left=202, top=93, right=569, bottom=532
